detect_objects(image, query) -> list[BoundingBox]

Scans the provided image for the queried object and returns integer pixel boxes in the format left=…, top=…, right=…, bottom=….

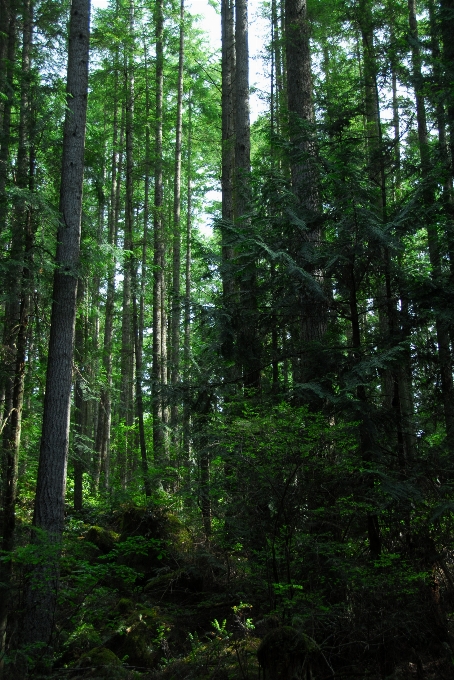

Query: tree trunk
left=119, top=14, right=135, bottom=487
left=0, top=0, right=33, bottom=668
left=183, top=97, right=192, bottom=461
left=440, top=0, right=454, bottom=181
left=73, top=280, right=87, bottom=512
left=0, top=0, right=16, bottom=242
left=235, top=0, right=260, bottom=389
left=20, top=0, right=90, bottom=655
left=348, top=264, right=381, bottom=559
left=220, top=0, right=236, bottom=374
left=132, top=266, right=150, bottom=496
left=170, top=0, right=184, bottom=456
left=284, top=0, right=324, bottom=386
left=408, top=0, right=454, bottom=451
left=153, top=0, right=165, bottom=476
left=94, top=98, right=123, bottom=492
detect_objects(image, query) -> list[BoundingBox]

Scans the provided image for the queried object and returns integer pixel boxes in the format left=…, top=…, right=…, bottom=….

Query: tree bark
left=235, top=0, right=260, bottom=389
left=153, top=0, right=166, bottom=474
left=20, top=0, right=90, bottom=654
left=132, top=267, right=151, bottom=496
left=284, top=0, right=324, bottom=386
left=94, top=98, right=124, bottom=492
left=183, top=97, right=192, bottom=461
left=0, top=0, right=32, bottom=655
left=0, top=0, right=16, bottom=239
left=408, top=0, right=454, bottom=451
left=0, top=3, right=33, bottom=662
left=440, top=0, right=454, bottom=181
left=220, top=0, right=236, bottom=373
left=119, top=11, right=135, bottom=487
left=170, top=0, right=184, bottom=453
left=73, top=280, right=87, bottom=511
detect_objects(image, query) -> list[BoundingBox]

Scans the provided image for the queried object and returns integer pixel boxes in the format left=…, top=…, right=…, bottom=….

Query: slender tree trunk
left=20, top=0, right=90, bottom=655
left=95, top=99, right=123, bottom=492
left=153, top=0, right=165, bottom=474
left=183, top=98, right=192, bottom=461
left=170, top=0, right=184, bottom=455
left=390, top=26, right=401, bottom=198
left=131, top=266, right=150, bottom=496
left=73, top=280, right=87, bottom=511
left=90, top=144, right=106, bottom=450
left=120, top=11, right=135, bottom=488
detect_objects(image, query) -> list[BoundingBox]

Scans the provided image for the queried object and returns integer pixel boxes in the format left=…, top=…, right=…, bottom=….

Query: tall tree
left=234, top=0, right=260, bottom=388
left=408, top=0, right=454, bottom=450
left=20, top=0, right=90, bottom=653
left=119, top=1, right=136, bottom=488
left=220, top=0, right=236, bottom=374
left=170, top=0, right=185, bottom=449
left=284, top=0, right=325, bottom=387
left=0, top=0, right=34, bottom=664
left=152, top=0, right=166, bottom=473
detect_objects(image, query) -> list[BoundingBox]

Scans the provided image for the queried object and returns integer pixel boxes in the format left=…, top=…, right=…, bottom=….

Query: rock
left=85, top=525, right=118, bottom=554
left=76, top=646, right=126, bottom=678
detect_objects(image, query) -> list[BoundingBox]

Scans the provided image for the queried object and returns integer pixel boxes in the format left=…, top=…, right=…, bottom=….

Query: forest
left=1, top=0, right=454, bottom=676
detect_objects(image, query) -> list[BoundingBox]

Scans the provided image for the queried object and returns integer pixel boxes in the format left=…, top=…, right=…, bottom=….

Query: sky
left=91, top=0, right=269, bottom=122
left=90, top=0, right=269, bottom=235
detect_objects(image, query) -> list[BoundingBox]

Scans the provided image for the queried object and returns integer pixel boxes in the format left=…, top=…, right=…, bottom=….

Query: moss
left=85, top=525, right=118, bottom=554
left=75, top=646, right=128, bottom=678
left=117, top=597, right=135, bottom=615
left=166, top=513, right=192, bottom=553
left=109, top=620, right=158, bottom=668
left=117, top=505, right=167, bottom=541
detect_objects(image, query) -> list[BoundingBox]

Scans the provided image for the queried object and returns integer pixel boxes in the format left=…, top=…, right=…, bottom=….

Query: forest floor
left=7, top=502, right=454, bottom=680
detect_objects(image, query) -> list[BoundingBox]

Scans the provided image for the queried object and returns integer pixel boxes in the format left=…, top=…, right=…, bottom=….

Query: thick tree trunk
left=408, top=0, right=454, bottom=450
left=285, top=0, right=317, bottom=212
left=235, top=0, right=260, bottom=389
left=20, top=0, right=90, bottom=654
left=440, top=0, right=454, bottom=180
left=195, top=390, right=212, bottom=540
left=348, top=265, right=381, bottom=559
left=0, top=1, right=33, bottom=668
left=220, top=0, right=236, bottom=372
left=429, top=0, right=454, bottom=278
left=0, top=0, right=15, bottom=241
left=284, top=0, right=324, bottom=386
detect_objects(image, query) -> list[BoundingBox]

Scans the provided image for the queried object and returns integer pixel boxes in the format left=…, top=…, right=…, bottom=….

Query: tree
left=20, top=0, right=90, bottom=654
